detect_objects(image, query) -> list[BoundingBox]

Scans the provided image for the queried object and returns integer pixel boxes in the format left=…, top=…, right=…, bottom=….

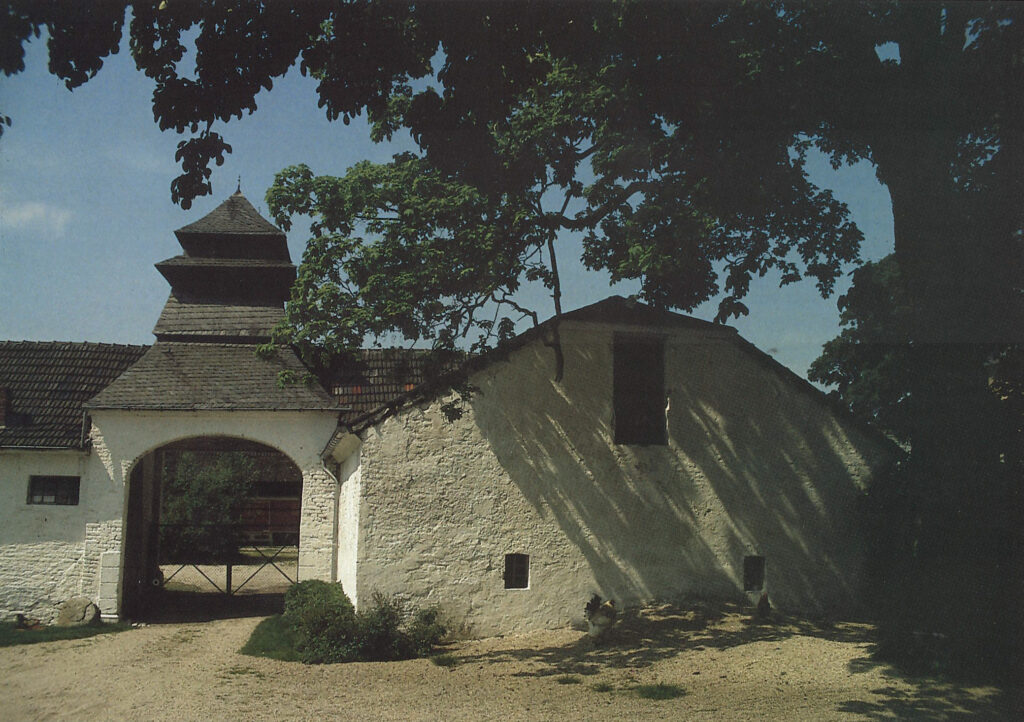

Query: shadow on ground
left=451, top=602, right=1021, bottom=719
left=133, top=590, right=284, bottom=623
left=454, top=602, right=868, bottom=676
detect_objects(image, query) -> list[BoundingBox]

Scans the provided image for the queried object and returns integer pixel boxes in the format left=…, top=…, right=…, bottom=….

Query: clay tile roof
left=175, top=191, right=284, bottom=236
left=85, top=342, right=338, bottom=411
left=0, top=342, right=148, bottom=448
left=326, top=349, right=466, bottom=424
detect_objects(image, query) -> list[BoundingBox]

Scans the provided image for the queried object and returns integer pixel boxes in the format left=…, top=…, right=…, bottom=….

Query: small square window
left=504, top=553, right=530, bottom=589
left=27, top=476, right=80, bottom=505
left=743, top=555, right=765, bottom=592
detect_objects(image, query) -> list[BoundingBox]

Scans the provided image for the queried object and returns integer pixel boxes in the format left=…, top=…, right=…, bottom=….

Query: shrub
left=358, top=592, right=409, bottom=661
left=239, top=615, right=300, bottom=661
left=284, top=579, right=353, bottom=620
left=407, top=606, right=447, bottom=657
left=284, top=580, right=358, bottom=664
left=279, top=583, right=447, bottom=664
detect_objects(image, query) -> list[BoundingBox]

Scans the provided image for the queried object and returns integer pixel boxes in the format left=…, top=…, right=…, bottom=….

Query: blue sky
left=0, top=34, right=894, bottom=381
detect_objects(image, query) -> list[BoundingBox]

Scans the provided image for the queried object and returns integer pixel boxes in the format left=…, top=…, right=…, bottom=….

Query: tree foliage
left=159, top=451, right=257, bottom=564
left=5, top=2, right=1017, bottom=343
left=809, top=255, right=913, bottom=442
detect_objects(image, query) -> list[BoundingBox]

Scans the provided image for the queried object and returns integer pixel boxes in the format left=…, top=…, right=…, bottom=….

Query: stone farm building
left=0, top=192, right=894, bottom=635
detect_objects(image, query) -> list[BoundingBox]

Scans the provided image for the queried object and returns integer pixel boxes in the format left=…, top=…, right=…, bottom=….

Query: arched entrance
left=122, top=436, right=303, bottom=621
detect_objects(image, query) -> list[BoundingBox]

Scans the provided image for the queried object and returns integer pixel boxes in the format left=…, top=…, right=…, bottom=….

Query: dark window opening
left=613, top=335, right=667, bottom=445
left=252, top=480, right=301, bottom=498
left=28, top=475, right=80, bottom=505
left=504, top=553, right=530, bottom=589
left=743, top=555, right=766, bottom=592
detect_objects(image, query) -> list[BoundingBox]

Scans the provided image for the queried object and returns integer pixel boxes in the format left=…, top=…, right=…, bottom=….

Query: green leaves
left=268, top=153, right=540, bottom=364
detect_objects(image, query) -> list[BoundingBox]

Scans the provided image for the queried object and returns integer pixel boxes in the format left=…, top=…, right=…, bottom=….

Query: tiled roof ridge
left=0, top=340, right=149, bottom=349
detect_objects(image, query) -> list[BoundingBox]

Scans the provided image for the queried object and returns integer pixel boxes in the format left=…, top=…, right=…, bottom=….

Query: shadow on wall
left=472, top=335, right=891, bottom=615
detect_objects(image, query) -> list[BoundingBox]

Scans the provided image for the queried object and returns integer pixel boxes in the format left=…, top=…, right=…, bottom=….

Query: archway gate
left=123, top=436, right=302, bottom=618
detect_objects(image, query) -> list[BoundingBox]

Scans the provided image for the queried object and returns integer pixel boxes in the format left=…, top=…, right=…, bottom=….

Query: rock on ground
left=55, top=597, right=100, bottom=627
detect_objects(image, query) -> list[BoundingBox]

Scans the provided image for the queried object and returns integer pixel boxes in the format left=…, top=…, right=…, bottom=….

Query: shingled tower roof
left=176, top=191, right=283, bottom=238
left=87, top=191, right=337, bottom=412
left=153, top=191, right=295, bottom=342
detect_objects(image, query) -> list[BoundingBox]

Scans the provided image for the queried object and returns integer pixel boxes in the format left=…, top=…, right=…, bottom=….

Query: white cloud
left=0, top=200, right=73, bottom=237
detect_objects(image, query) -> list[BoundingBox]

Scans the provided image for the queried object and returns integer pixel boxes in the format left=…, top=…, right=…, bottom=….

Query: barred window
left=27, top=476, right=80, bottom=505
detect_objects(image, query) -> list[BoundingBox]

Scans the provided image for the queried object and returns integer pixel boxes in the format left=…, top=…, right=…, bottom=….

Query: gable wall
left=355, top=322, right=893, bottom=637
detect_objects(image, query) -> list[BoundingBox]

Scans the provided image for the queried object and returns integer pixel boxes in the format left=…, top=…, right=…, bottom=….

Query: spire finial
left=236, top=176, right=242, bottom=194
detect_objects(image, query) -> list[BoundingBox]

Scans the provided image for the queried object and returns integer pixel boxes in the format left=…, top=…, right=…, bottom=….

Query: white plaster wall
left=356, top=323, right=894, bottom=637
left=87, top=408, right=340, bottom=615
left=0, top=449, right=109, bottom=622
left=335, top=443, right=362, bottom=605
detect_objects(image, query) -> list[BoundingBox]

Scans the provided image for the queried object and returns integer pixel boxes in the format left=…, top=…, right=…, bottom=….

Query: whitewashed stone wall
left=0, top=449, right=109, bottom=623
left=335, top=441, right=362, bottom=605
left=355, top=322, right=894, bottom=637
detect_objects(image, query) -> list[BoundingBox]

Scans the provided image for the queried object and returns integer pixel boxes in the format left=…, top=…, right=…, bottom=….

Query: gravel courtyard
left=1, top=604, right=1017, bottom=721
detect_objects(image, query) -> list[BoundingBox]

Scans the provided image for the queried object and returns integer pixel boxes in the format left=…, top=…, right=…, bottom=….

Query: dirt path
left=1, top=606, right=1017, bottom=721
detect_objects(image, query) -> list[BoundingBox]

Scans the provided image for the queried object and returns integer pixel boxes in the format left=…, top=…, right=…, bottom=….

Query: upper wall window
left=613, top=335, right=667, bottom=445
left=27, top=476, right=80, bottom=505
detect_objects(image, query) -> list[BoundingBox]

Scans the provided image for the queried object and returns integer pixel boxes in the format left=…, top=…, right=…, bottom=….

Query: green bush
left=407, top=606, right=447, bottom=657
left=284, top=580, right=359, bottom=663
left=280, top=582, right=447, bottom=664
left=284, top=579, right=353, bottom=620
left=358, top=592, right=409, bottom=660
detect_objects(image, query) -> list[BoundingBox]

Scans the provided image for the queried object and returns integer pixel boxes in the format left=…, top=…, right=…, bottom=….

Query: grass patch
left=0, top=621, right=131, bottom=648
left=430, top=652, right=459, bottom=668
left=555, top=674, right=582, bottom=684
left=239, top=615, right=300, bottom=662
left=591, top=681, right=615, bottom=693
left=634, top=682, right=686, bottom=700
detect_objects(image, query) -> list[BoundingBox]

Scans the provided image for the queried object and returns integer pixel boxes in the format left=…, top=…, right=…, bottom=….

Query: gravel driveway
left=0, top=604, right=1016, bottom=720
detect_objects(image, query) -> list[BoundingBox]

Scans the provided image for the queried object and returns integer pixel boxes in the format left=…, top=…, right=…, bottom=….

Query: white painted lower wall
left=335, top=443, right=362, bottom=606
left=0, top=449, right=118, bottom=623
left=354, top=323, right=894, bottom=638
